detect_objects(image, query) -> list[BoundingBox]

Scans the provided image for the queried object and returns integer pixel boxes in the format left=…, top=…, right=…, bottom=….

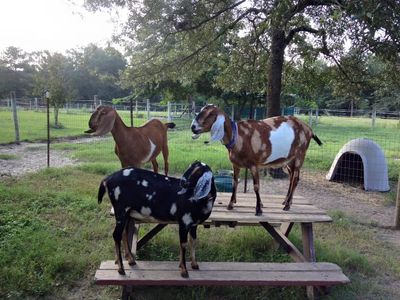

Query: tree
left=68, top=44, right=129, bottom=100
left=0, top=46, right=36, bottom=98
left=35, top=52, right=76, bottom=127
left=85, top=0, right=400, bottom=116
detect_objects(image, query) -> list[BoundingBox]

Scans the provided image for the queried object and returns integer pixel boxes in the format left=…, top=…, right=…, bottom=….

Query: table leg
left=280, top=222, right=294, bottom=237
left=301, top=222, right=317, bottom=300
left=260, top=222, right=306, bottom=262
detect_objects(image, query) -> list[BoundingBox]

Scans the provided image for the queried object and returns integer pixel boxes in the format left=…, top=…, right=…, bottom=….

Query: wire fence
left=1, top=98, right=399, bottom=195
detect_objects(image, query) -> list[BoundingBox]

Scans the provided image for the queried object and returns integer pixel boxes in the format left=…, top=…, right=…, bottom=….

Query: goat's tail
left=312, top=134, right=323, bottom=146
left=98, top=181, right=106, bottom=204
left=165, top=122, right=176, bottom=129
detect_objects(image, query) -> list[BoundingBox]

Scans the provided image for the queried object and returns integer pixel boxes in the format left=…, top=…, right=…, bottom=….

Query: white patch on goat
left=182, top=213, right=193, bottom=226
left=299, top=131, right=307, bottom=146
left=141, top=180, right=148, bottom=187
left=191, top=119, right=201, bottom=131
left=141, top=206, right=152, bottom=216
left=141, top=139, right=156, bottom=163
left=146, top=192, right=156, bottom=201
left=264, top=122, right=295, bottom=164
left=235, top=134, right=243, bottom=151
left=125, top=206, right=131, bottom=212
left=202, top=199, right=214, bottom=214
left=165, top=177, right=169, bottom=180
left=251, top=129, right=262, bottom=154
left=114, top=186, right=121, bottom=201
left=170, top=203, right=177, bottom=216
left=123, top=168, right=134, bottom=176
left=210, top=115, right=225, bottom=142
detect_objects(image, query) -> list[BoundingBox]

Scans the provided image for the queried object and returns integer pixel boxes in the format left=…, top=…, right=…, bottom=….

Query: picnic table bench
left=95, top=193, right=349, bottom=299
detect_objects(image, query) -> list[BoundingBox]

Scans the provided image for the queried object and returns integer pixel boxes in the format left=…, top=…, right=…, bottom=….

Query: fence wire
left=1, top=99, right=399, bottom=194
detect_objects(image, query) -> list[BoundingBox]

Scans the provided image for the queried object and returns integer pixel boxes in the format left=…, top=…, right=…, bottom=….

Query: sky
left=0, top=0, right=123, bottom=53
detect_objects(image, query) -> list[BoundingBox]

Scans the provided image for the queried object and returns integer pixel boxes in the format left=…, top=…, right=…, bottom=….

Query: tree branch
left=134, top=7, right=261, bottom=81
left=285, top=25, right=320, bottom=45
left=173, top=0, right=247, bottom=32
left=284, top=0, right=344, bottom=24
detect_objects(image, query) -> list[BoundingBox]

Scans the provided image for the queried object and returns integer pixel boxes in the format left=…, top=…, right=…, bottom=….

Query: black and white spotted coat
left=98, top=161, right=217, bottom=277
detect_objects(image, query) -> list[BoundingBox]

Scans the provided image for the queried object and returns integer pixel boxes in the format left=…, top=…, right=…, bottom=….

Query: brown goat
left=191, top=104, right=322, bottom=215
left=85, top=105, right=175, bottom=175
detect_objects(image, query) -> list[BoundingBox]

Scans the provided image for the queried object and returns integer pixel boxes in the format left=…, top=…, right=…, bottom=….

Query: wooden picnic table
left=95, top=192, right=349, bottom=300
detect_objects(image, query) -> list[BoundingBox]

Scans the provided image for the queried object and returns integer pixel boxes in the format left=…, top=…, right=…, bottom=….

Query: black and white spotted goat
left=98, top=161, right=217, bottom=277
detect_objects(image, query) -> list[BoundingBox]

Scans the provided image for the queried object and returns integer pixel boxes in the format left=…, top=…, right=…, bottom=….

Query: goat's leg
left=282, top=165, right=293, bottom=206
left=283, top=165, right=300, bottom=211
left=228, top=165, right=240, bottom=210
left=161, top=141, right=169, bottom=176
left=178, top=224, right=190, bottom=278
left=150, top=158, right=159, bottom=174
left=113, top=215, right=127, bottom=275
left=188, top=226, right=199, bottom=270
left=250, top=166, right=263, bottom=216
left=122, top=218, right=136, bottom=266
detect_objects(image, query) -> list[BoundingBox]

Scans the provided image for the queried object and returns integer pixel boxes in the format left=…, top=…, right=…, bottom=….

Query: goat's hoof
left=255, top=210, right=263, bottom=216
left=128, top=259, right=136, bottom=266
left=227, top=204, right=234, bottom=210
left=191, top=263, right=199, bottom=270
left=283, top=205, right=291, bottom=211
left=118, top=269, right=126, bottom=276
left=181, top=270, right=189, bottom=278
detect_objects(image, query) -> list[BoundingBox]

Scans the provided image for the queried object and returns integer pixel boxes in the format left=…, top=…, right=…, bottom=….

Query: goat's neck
left=221, top=112, right=234, bottom=146
left=110, top=114, right=134, bottom=143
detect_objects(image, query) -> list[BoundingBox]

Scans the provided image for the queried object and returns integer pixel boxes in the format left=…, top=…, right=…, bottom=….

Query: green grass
left=0, top=167, right=399, bottom=299
left=0, top=154, right=18, bottom=160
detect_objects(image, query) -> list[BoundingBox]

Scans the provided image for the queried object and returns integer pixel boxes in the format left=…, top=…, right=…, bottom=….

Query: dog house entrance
left=330, top=152, right=364, bottom=185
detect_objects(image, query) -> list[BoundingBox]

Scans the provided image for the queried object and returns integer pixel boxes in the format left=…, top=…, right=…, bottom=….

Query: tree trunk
left=54, top=107, right=59, bottom=128
left=267, top=29, right=288, bottom=179
left=266, top=29, right=286, bottom=118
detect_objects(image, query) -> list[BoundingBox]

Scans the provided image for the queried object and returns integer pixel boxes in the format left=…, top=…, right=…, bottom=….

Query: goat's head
left=179, top=161, right=215, bottom=201
left=191, top=104, right=226, bottom=141
left=85, top=105, right=117, bottom=136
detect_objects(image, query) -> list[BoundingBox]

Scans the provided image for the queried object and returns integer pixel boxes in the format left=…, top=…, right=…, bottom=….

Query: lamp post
left=45, top=90, right=50, bottom=167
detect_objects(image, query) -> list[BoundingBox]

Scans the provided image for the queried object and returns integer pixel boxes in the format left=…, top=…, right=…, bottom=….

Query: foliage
left=0, top=46, right=36, bottom=98
left=84, top=0, right=400, bottom=116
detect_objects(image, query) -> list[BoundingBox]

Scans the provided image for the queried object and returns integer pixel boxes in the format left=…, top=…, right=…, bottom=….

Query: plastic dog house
left=326, top=138, right=390, bottom=191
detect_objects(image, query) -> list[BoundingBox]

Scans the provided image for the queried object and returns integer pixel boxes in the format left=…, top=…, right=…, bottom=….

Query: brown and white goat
left=85, top=105, right=175, bottom=175
left=191, top=104, right=322, bottom=215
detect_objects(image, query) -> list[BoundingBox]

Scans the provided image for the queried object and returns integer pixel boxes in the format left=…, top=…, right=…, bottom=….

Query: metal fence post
left=147, top=99, right=150, bottom=120
left=372, top=109, right=376, bottom=128
left=46, top=92, right=50, bottom=167
left=167, top=101, right=172, bottom=122
left=10, top=91, right=20, bottom=144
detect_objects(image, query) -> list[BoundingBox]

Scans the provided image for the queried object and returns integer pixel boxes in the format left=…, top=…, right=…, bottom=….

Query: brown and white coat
left=191, top=104, right=322, bottom=215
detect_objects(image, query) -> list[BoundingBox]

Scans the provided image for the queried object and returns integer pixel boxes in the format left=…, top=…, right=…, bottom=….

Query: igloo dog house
left=326, top=138, right=390, bottom=191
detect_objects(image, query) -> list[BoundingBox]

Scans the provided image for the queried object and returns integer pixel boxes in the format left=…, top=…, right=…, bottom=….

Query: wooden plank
left=95, top=261, right=350, bottom=287
left=211, top=205, right=327, bottom=214
left=208, top=211, right=332, bottom=223
left=216, top=193, right=310, bottom=205
left=99, top=260, right=342, bottom=271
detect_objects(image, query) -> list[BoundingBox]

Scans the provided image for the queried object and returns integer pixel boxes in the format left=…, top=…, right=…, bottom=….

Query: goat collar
left=224, top=120, right=237, bottom=150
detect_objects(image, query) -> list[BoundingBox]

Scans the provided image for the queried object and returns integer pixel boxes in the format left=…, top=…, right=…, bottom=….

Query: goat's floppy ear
left=91, top=111, right=116, bottom=136
left=191, top=171, right=213, bottom=201
left=210, top=114, right=225, bottom=142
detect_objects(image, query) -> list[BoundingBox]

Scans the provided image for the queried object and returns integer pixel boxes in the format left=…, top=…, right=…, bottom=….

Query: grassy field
left=1, top=108, right=400, bottom=299
left=1, top=167, right=400, bottom=299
